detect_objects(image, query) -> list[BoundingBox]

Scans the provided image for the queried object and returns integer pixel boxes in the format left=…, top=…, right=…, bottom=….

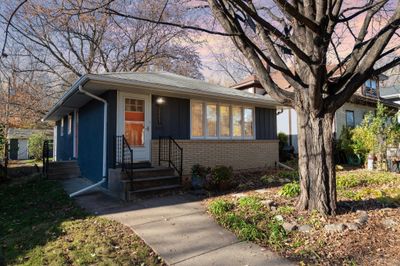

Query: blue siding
left=255, top=107, right=277, bottom=140
left=56, top=113, right=74, bottom=160
left=78, top=99, right=104, bottom=183
left=151, top=95, right=190, bottom=139
left=77, top=91, right=117, bottom=183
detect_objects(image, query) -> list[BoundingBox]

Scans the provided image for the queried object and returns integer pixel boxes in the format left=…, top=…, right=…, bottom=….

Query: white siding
left=335, top=103, right=375, bottom=137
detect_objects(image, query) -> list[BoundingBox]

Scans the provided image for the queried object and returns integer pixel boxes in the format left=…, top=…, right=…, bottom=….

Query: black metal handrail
left=42, top=140, right=50, bottom=177
left=115, top=135, right=133, bottom=177
left=159, top=136, right=183, bottom=179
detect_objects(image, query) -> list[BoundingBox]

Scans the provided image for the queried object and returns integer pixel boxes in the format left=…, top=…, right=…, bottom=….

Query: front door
left=121, top=94, right=151, bottom=162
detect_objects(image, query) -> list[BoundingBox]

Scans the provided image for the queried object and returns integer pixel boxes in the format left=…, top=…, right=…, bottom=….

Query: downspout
left=70, top=85, right=108, bottom=197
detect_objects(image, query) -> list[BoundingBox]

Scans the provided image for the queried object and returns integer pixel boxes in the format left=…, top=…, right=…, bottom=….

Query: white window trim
left=60, top=118, right=64, bottom=137
left=243, top=106, right=256, bottom=139
left=190, top=100, right=256, bottom=140
left=68, top=114, right=72, bottom=135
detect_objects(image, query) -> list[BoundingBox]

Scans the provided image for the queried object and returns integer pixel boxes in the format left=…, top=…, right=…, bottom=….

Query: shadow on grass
left=0, top=176, right=87, bottom=265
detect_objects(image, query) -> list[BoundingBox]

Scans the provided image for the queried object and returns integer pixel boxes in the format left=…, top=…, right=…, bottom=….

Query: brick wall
left=151, top=139, right=279, bottom=175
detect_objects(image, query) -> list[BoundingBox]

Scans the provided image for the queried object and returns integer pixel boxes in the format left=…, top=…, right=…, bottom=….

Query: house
left=43, top=72, right=280, bottom=198
left=232, top=73, right=399, bottom=154
left=381, top=85, right=400, bottom=104
left=7, top=128, right=53, bottom=160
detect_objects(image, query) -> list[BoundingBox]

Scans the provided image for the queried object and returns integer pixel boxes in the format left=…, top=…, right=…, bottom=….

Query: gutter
left=69, top=85, right=108, bottom=198
left=42, top=75, right=90, bottom=121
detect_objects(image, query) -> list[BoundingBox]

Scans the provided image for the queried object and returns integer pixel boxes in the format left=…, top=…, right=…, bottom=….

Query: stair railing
left=158, top=136, right=183, bottom=181
left=115, top=135, right=133, bottom=177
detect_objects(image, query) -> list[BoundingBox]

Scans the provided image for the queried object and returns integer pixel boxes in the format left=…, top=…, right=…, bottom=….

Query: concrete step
left=132, top=175, right=180, bottom=183
left=129, top=184, right=181, bottom=195
left=123, top=166, right=175, bottom=179
left=47, top=160, right=81, bottom=179
left=122, top=175, right=181, bottom=191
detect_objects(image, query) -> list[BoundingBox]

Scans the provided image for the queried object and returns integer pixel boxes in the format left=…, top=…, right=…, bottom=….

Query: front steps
left=47, top=160, right=81, bottom=179
left=109, top=165, right=181, bottom=201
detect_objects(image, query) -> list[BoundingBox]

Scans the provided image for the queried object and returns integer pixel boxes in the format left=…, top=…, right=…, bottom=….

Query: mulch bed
left=204, top=168, right=400, bottom=265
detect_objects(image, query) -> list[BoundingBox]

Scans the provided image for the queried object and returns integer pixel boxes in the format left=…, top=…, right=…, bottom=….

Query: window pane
left=191, top=102, right=203, bottom=137
left=207, top=104, right=217, bottom=137
left=346, top=111, right=354, bottom=127
left=244, top=108, right=253, bottom=137
left=220, top=105, right=230, bottom=137
left=125, top=98, right=145, bottom=147
left=232, top=106, right=242, bottom=137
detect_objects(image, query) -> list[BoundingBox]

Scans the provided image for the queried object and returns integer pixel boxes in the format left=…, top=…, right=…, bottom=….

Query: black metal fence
left=159, top=136, right=183, bottom=178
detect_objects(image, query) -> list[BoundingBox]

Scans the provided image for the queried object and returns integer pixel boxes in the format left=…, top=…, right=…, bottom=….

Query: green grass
left=0, top=176, right=163, bottom=265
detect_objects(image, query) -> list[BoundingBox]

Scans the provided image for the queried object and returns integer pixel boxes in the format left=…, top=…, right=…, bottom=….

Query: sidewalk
left=62, top=178, right=294, bottom=266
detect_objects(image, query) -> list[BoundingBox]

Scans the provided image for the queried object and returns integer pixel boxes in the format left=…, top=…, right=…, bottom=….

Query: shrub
left=211, top=165, right=233, bottom=184
left=279, top=181, right=300, bottom=197
left=28, top=133, right=49, bottom=161
left=260, top=175, right=274, bottom=184
left=208, top=199, right=234, bottom=216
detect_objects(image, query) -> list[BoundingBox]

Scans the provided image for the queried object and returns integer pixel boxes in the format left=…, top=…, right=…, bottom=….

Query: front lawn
left=206, top=169, right=400, bottom=265
left=0, top=175, right=163, bottom=265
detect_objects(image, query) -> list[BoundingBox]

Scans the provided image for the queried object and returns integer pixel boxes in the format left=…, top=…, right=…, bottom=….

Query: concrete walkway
left=62, top=178, right=294, bottom=266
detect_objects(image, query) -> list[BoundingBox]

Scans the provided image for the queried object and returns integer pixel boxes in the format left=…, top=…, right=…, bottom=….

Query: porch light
left=156, top=97, right=165, bottom=105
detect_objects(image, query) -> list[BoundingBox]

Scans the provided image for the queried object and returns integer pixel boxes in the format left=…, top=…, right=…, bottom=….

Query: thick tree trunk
left=296, top=109, right=337, bottom=216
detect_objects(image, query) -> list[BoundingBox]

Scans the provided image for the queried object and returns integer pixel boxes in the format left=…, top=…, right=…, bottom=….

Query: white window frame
left=60, top=118, right=64, bottom=137
left=68, top=114, right=72, bottom=135
left=243, top=106, right=255, bottom=139
left=190, top=100, right=255, bottom=140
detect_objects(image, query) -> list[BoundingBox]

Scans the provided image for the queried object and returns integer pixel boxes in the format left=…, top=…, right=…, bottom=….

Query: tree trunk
left=296, top=109, right=337, bottom=216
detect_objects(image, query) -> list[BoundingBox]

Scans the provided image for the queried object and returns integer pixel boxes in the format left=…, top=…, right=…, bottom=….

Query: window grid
left=191, top=101, right=255, bottom=140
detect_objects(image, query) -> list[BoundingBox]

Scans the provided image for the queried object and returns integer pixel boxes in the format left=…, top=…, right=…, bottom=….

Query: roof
left=44, top=72, right=279, bottom=121
left=232, top=71, right=398, bottom=109
left=380, top=85, right=400, bottom=98
left=7, top=128, right=53, bottom=139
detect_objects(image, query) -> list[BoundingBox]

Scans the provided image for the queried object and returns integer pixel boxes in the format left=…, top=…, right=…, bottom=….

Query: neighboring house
left=7, top=128, right=53, bottom=160
left=43, top=72, right=280, bottom=190
left=232, top=73, right=399, bottom=154
left=381, top=85, right=400, bottom=104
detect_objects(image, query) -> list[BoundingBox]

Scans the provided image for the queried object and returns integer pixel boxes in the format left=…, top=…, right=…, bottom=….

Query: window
left=219, top=105, right=230, bottom=137
left=191, top=102, right=203, bottom=137
left=206, top=103, right=217, bottom=137
left=244, top=108, right=254, bottom=137
left=60, top=118, right=64, bottom=136
left=232, top=106, right=242, bottom=137
left=191, top=101, right=254, bottom=139
left=68, top=114, right=72, bottom=135
left=346, top=110, right=355, bottom=128
left=124, top=98, right=145, bottom=147
left=364, top=79, right=377, bottom=97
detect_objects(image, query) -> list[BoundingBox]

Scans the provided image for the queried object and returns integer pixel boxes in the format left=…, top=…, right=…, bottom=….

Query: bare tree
left=204, top=0, right=400, bottom=215
left=1, top=0, right=203, bottom=84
